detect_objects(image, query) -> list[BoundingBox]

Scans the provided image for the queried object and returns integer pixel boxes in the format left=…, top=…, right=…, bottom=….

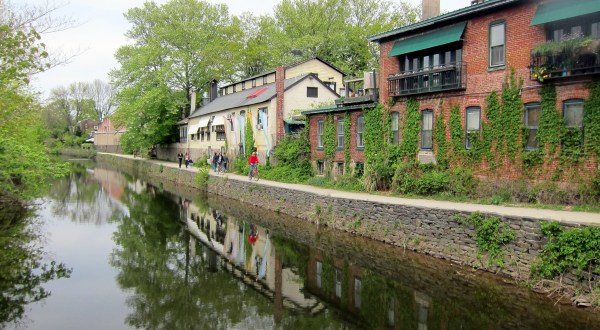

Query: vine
left=363, top=104, right=388, bottom=191
left=483, top=91, right=500, bottom=168
left=455, top=212, right=516, bottom=267
left=584, top=80, right=600, bottom=159
left=399, top=98, right=419, bottom=161
left=500, top=71, right=523, bottom=161
left=323, top=114, right=336, bottom=177
left=244, top=115, right=255, bottom=157
left=344, top=112, right=351, bottom=174
left=449, top=104, right=464, bottom=164
left=434, top=110, right=449, bottom=169
left=537, top=85, right=561, bottom=157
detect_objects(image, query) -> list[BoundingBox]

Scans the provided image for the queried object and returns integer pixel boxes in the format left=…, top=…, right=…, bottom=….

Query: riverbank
left=96, top=152, right=600, bottom=307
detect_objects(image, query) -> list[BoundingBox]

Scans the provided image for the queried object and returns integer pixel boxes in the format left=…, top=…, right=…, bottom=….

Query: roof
left=220, top=57, right=346, bottom=89
left=369, top=0, right=521, bottom=42
left=189, top=73, right=330, bottom=119
left=301, top=101, right=377, bottom=116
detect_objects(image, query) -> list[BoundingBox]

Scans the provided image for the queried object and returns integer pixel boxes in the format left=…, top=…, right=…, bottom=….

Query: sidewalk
left=102, top=153, right=600, bottom=226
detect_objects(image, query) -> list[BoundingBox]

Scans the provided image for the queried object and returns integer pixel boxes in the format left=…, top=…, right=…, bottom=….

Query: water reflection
left=14, top=162, right=600, bottom=330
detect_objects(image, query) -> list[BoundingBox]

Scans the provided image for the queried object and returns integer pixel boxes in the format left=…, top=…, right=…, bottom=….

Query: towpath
left=99, top=152, right=600, bottom=226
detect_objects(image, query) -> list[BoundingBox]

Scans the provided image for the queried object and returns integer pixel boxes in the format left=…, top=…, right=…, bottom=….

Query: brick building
left=368, top=0, right=600, bottom=180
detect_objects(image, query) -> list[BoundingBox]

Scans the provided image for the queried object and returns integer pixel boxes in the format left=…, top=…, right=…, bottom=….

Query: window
left=421, top=110, right=433, bottom=150
left=335, top=268, right=342, bottom=298
left=252, top=79, right=256, bottom=87
left=317, top=120, right=324, bottom=149
left=337, top=162, right=344, bottom=175
left=391, top=112, right=399, bottom=144
left=354, top=162, right=364, bottom=177
left=239, top=111, right=245, bottom=143
left=216, top=132, right=225, bottom=141
left=465, top=107, right=481, bottom=149
left=356, top=116, right=364, bottom=149
left=592, top=22, right=600, bottom=38
left=262, top=76, right=267, bottom=84
left=257, top=108, right=267, bottom=130
left=336, top=119, right=344, bottom=149
left=324, top=81, right=336, bottom=92
left=316, top=261, right=322, bottom=288
left=354, top=278, right=362, bottom=309
left=307, top=87, right=318, bottom=98
left=489, top=21, right=505, bottom=67
left=317, top=161, right=324, bottom=176
left=563, top=99, right=584, bottom=147
left=524, top=103, right=541, bottom=150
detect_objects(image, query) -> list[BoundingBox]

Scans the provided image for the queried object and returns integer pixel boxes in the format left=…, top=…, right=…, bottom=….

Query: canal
left=4, top=160, right=600, bottom=329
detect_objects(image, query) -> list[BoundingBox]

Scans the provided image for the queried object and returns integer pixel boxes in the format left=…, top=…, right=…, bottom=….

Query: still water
left=6, top=161, right=600, bottom=329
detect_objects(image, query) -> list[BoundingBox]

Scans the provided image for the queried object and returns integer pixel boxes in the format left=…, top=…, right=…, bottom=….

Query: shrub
left=194, top=168, right=209, bottom=186
left=415, top=170, right=449, bottom=195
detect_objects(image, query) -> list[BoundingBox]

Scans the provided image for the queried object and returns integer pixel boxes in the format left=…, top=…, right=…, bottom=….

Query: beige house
left=94, top=117, right=125, bottom=153
left=183, top=57, right=344, bottom=162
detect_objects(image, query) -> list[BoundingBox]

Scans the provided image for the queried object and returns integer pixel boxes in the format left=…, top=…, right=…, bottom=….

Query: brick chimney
left=422, top=0, right=440, bottom=20
left=275, top=66, right=285, bottom=143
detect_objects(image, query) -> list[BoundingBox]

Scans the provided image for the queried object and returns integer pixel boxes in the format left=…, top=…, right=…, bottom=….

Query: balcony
left=529, top=37, right=600, bottom=82
left=388, top=63, right=467, bottom=97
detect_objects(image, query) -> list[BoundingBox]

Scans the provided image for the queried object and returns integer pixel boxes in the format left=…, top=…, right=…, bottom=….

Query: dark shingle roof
left=189, top=74, right=313, bottom=119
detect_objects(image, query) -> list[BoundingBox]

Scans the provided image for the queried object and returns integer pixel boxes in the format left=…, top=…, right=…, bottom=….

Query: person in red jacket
left=248, top=151, right=259, bottom=179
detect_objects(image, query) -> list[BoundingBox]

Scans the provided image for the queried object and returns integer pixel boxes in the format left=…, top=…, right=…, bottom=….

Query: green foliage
left=244, top=115, right=255, bottom=157
left=323, top=114, right=336, bottom=161
left=537, top=85, right=561, bottom=156
left=434, top=110, right=449, bottom=169
left=483, top=91, right=500, bottom=167
left=194, top=168, right=209, bottom=186
left=584, top=80, right=600, bottom=159
left=532, top=222, right=600, bottom=279
left=344, top=112, right=351, bottom=173
left=501, top=70, right=523, bottom=161
left=456, top=212, right=516, bottom=267
left=266, top=128, right=312, bottom=182
left=449, top=104, right=465, bottom=163
left=363, top=105, right=390, bottom=191
left=398, top=98, right=419, bottom=160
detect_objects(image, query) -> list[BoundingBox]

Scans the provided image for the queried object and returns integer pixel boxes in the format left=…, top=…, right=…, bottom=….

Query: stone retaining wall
left=96, top=153, right=597, bottom=287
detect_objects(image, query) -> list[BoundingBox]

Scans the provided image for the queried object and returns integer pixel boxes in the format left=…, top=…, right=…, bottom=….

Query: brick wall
left=378, top=0, right=598, bottom=180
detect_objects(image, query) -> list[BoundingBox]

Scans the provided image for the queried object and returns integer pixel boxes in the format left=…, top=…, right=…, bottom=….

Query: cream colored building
left=94, top=117, right=125, bottom=153
left=183, top=58, right=344, bottom=162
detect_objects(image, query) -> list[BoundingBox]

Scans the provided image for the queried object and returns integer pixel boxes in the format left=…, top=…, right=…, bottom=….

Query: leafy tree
left=111, top=0, right=243, bottom=151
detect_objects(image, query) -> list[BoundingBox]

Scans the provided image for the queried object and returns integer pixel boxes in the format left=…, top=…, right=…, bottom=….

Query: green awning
left=530, top=0, right=600, bottom=26
left=284, top=119, right=305, bottom=125
left=388, top=22, right=466, bottom=57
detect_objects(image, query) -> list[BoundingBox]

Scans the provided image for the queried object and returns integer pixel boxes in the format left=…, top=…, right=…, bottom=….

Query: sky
left=27, top=0, right=473, bottom=98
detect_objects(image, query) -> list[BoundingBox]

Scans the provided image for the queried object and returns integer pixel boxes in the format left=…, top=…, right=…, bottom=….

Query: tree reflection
left=109, top=188, right=277, bottom=329
left=0, top=205, right=71, bottom=327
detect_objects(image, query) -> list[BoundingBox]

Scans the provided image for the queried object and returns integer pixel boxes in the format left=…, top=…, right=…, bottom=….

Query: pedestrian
left=177, top=152, right=183, bottom=168
left=248, top=151, right=259, bottom=179
left=222, top=153, right=229, bottom=171
left=185, top=152, right=190, bottom=168
left=212, top=152, right=218, bottom=172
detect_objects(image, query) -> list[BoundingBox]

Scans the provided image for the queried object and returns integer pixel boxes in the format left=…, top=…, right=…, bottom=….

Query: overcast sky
left=27, top=0, right=473, bottom=98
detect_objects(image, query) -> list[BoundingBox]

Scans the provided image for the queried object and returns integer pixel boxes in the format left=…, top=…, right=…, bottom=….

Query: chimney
left=422, top=0, right=440, bottom=20
left=209, top=79, right=218, bottom=102
left=275, top=66, right=285, bottom=143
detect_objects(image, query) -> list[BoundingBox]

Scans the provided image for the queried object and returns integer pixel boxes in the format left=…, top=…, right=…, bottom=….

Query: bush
left=447, top=167, right=477, bottom=196
left=415, top=170, right=449, bottom=195
left=194, top=168, right=209, bottom=186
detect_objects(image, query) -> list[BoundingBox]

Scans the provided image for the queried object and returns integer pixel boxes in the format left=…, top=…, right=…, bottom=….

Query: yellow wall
left=285, top=59, right=343, bottom=95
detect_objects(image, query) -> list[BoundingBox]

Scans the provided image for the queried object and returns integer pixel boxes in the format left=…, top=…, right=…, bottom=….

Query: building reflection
left=181, top=200, right=325, bottom=316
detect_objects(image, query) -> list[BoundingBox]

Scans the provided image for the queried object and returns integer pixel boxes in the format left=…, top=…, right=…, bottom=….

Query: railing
left=529, top=52, right=600, bottom=82
left=388, top=63, right=467, bottom=97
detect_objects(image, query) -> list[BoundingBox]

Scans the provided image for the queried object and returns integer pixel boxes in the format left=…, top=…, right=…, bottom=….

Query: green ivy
left=537, top=85, right=561, bottom=156
left=323, top=114, right=336, bottom=177
left=456, top=212, right=516, bottom=267
left=483, top=91, right=500, bottom=168
left=363, top=104, right=390, bottom=191
left=244, top=115, right=255, bottom=158
left=434, top=110, right=449, bottom=169
left=584, top=80, right=600, bottom=159
left=399, top=98, right=419, bottom=161
left=500, top=71, right=523, bottom=161
left=449, top=104, right=464, bottom=163
left=344, top=112, right=351, bottom=174
left=532, top=221, right=600, bottom=279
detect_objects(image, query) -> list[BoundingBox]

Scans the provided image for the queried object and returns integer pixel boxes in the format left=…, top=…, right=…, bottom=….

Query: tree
left=89, top=79, right=115, bottom=121
left=111, top=0, right=243, bottom=151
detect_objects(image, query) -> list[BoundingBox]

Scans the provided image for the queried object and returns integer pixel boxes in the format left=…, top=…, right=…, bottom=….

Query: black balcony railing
left=529, top=52, right=600, bottom=82
left=388, top=63, right=467, bottom=97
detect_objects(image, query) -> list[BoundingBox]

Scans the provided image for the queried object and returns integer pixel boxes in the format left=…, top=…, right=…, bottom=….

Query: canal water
left=4, top=161, right=600, bottom=329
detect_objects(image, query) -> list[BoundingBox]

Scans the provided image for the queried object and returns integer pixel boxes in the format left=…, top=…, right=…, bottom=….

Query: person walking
left=185, top=152, right=190, bottom=168
left=222, top=153, right=229, bottom=171
left=177, top=152, right=183, bottom=168
left=212, top=152, right=219, bottom=172
left=248, top=151, right=259, bottom=179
